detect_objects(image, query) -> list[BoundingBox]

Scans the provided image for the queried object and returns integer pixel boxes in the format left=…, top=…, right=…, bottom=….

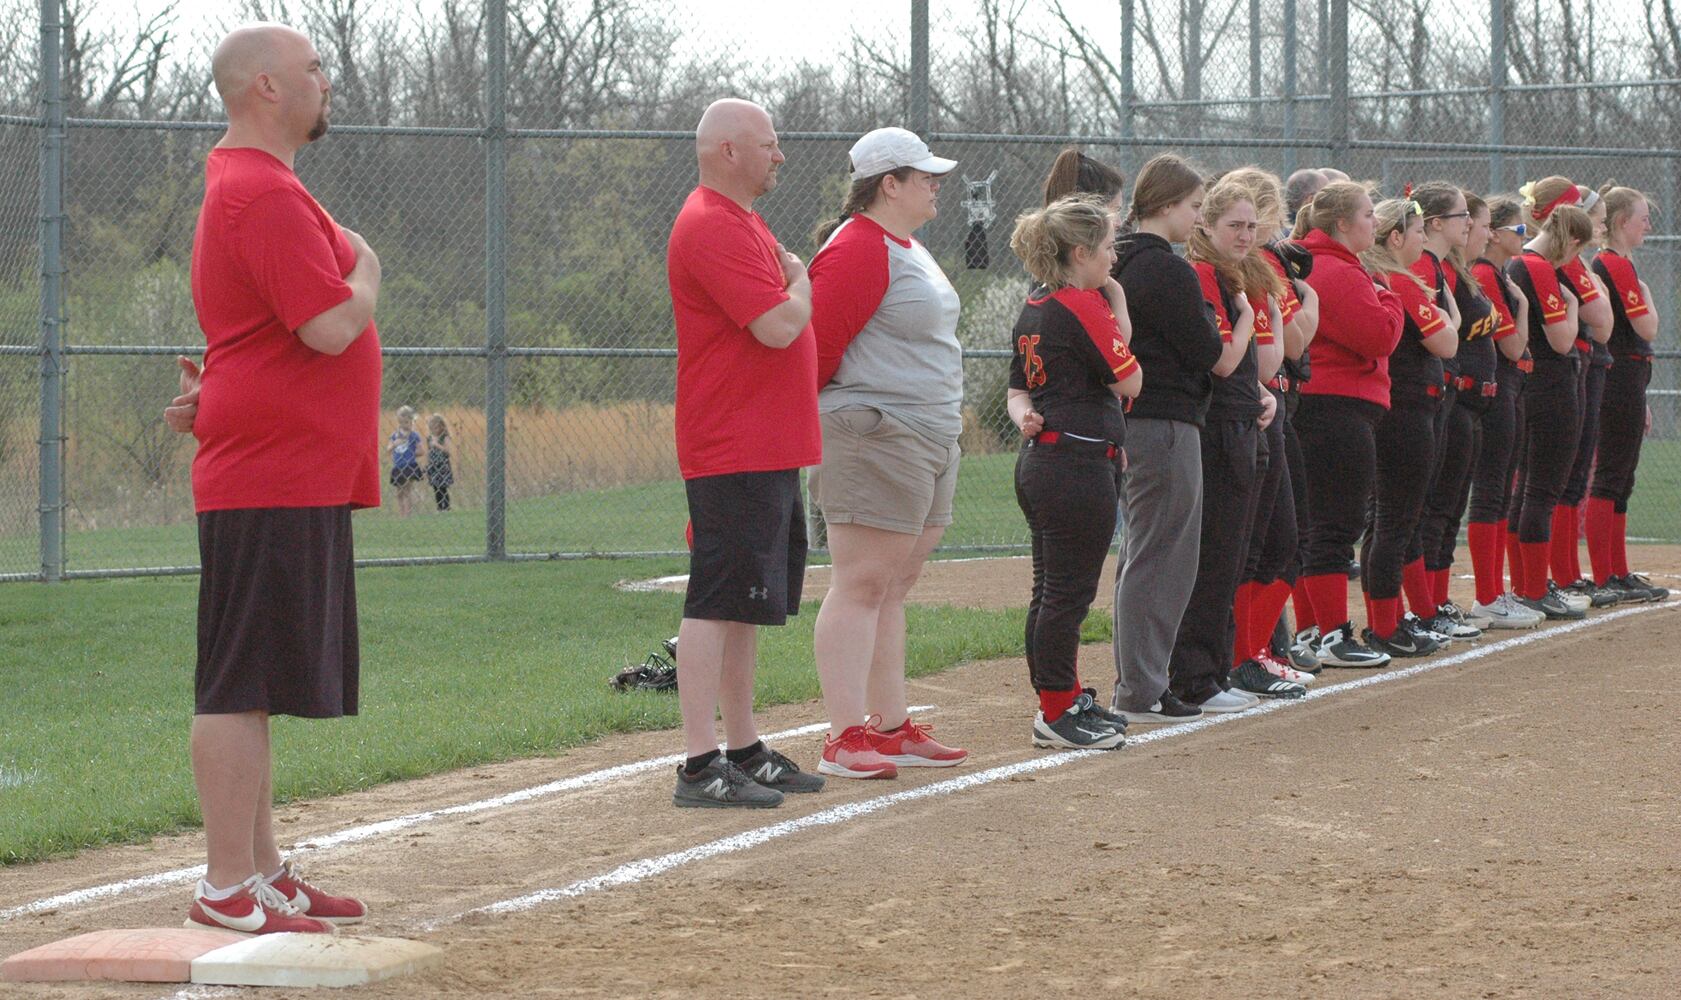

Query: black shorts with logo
left=196, top=506, right=359, bottom=718
left=683, top=469, right=807, bottom=626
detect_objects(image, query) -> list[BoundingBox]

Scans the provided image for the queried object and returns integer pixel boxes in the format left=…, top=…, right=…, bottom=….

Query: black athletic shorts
left=683, top=469, right=807, bottom=626
left=196, top=506, right=359, bottom=718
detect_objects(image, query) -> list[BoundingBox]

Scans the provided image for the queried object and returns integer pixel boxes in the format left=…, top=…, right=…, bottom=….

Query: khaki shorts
left=809, top=407, right=960, bottom=535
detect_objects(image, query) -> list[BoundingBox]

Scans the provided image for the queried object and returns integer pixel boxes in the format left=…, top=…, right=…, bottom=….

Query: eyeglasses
left=1430, top=211, right=1472, bottom=221
left=1496, top=223, right=1528, bottom=236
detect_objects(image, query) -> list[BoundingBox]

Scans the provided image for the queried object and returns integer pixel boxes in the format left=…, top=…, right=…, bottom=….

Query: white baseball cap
left=848, top=127, right=957, bottom=182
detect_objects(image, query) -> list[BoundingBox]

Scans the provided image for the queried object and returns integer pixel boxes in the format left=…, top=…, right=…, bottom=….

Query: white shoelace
left=250, top=877, right=303, bottom=916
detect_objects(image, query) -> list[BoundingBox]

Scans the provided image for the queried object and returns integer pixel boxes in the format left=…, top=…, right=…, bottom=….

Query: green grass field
left=19, top=439, right=1681, bottom=576
left=0, top=555, right=1104, bottom=867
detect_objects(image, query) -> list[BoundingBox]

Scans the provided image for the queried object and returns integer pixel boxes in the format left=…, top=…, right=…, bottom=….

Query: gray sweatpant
left=1112, top=418, right=1204, bottom=712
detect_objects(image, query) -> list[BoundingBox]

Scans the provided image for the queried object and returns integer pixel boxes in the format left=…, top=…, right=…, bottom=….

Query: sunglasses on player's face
left=1496, top=223, right=1528, bottom=236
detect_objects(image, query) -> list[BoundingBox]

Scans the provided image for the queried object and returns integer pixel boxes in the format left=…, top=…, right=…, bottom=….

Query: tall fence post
left=1283, top=0, right=1298, bottom=177
left=484, top=0, right=508, bottom=560
left=1329, top=0, right=1349, bottom=165
left=1120, top=0, right=1135, bottom=177
left=1489, top=0, right=1506, bottom=193
left=37, top=0, right=65, bottom=583
left=910, top=0, right=929, bottom=135
left=1248, top=0, right=1262, bottom=134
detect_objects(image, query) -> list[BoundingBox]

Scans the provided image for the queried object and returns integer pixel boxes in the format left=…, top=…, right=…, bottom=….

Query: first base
left=2, top=928, right=248, bottom=982
left=190, top=933, right=443, bottom=988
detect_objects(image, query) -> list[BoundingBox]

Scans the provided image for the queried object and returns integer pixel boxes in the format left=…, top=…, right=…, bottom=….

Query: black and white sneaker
left=1082, top=688, right=1132, bottom=732
left=1230, top=659, right=1307, bottom=699
left=1426, top=611, right=1482, bottom=641
left=1033, top=693, right=1127, bottom=750
left=1362, top=623, right=1439, bottom=658
left=1547, top=581, right=1591, bottom=614
left=1514, top=590, right=1584, bottom=621
left=1613, top=573, right=1670, bottom=602
left=673, top=757, right=783, bottom=809
left=1400, top=612, right=1451, bottom=647
left=1563, top=578, right=1620, bottom=608
left=1118, top=691, right=1204, bottom=725
left=1438, top=600, right=1490, bottom=631
left=1316, top=622, right=1392, bottom=668
left=1292, top=626, right=1323, bottom=674
left=733, top=745, right=826, bottom=794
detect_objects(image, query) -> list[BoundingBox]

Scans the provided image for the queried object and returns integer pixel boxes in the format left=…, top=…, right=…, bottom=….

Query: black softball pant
left=1470, top=366, right=1524, bottom=525
left=1515, top=361, right=1583, bottom=542
left=1420, top=396, right=1480, bottom=570
left=1015, top=440, right=1121, bottom=694
left=1361, top=391, right=1438, bottom=601
left=1562, top=362, right=1609, bottom=506
left=1244, top=390, right=1296, bottom=585
left=1296, top=394, right=1383, bottom=578
left=1591, top=359, right=1652, bottom=511
left=1168, top=418, right=1259, bottom=705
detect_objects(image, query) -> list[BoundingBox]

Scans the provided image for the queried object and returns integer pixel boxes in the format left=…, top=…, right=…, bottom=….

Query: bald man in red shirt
left=165, top=23, right=377, bottom=935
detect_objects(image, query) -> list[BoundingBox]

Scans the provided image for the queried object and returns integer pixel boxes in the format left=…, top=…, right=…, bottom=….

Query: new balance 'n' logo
left=703, top=778, right=728, bottom=798
left=753, top=762, right=784, bottom=783
left=748, top=586, right=768, bottom=600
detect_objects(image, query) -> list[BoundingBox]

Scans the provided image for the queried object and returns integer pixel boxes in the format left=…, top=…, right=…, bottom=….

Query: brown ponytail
left=812, top=166, right=915, bottom=248
left=1043, top=148, right=1125, bottom=206
left=1126, top=153, right=1204, bottom=228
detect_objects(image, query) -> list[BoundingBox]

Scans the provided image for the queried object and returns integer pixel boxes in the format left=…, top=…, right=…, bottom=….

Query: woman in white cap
left=806, top=127, right=969, bottom=779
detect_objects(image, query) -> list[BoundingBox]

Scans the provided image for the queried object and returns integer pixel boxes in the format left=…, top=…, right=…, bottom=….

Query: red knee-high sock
left=1493, top=519, right=1509, bottom=596
left=1303, top=573, right=1348, bottom=631
left=1585, top=497, right=1616, bottom=586
left=1232, top=581, right=1258, bottom=665
left=1362, top=590, right=1376, bottom=631
left=1569, top=505, right=1585, bottom=582
left=1468, top=522, right=1502, bottom=606
left=1370, top=596, right=1401, bottom=639
left=1402, top=558, right=1433, bottom=617
left=1039, top=687, right=1078, bottom=723
left=1613, top=512, right=1630, bottom=577
left=1430, top=567, right=1451, bottom=609
left=1250, top=580, right=1294, bottom=655
left=1549, top=505, right=1577, bottom=584
left=1520, top=541, right=1551, bottom=600
left=1506, top=527, right=1524, bottom=595
left=1292, top=580, right=1317, bottom=632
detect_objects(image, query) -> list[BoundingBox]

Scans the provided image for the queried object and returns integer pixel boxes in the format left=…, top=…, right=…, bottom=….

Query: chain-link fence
left=5, top=0, right=1681, bottom=580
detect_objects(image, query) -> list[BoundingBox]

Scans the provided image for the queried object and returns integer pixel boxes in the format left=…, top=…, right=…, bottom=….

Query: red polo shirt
left=667, top=186, right=820, bottom=479
left=189, top=147, right=382, bottom=513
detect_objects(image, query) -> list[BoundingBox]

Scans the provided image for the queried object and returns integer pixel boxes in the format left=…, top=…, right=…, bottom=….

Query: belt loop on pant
left=1516, top=358, right=1535, bottom=373
left=1480, top=380, right=1499, bottom=397
left=1266, top=374, right=1291, bottom=392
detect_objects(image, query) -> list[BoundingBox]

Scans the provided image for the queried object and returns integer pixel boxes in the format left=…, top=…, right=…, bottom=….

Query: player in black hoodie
left=1109, top=154, right=1226, bottom=724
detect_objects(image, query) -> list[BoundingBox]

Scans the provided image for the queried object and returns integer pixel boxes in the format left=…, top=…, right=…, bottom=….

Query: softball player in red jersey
left=1587, top=187, right=1670, bottom=602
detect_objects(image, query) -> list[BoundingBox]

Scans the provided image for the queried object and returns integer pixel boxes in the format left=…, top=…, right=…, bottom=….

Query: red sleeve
left=1249, top=293, right=1275, bottom=344
left=1264, top=253, right=1300, bottom=323
left=1520, top=255, right=1568, bottom=323
left=1595, top=252, right=1649, bottom=319
left=1561, top=258, right=1600, bottom=303
left=1305, top=254, right=1402, bottom=362
left=1052, top=287, right=1140, bottom=382
left=687, top=215, right=792, bottom=332
left=1194, top=262, right=1235, bottom=342
left=1408, top=254, right=1440, bottom=290
left=1441, top=265, right=1459, bottom=294
left=808, top=223, right=890, bottom=386
left=234, top=188, right=354, bottom=333
left=1473, top=261, right=1518, bottom=340
left=1384, top=273, right=1447, bottom=337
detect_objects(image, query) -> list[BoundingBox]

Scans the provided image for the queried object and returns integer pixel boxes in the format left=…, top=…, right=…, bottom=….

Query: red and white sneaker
left=186, top=875, right=336, bottom=935
left=1254, top=649, right=1316, bottom=686
left=818, top=725, right=898, bottom=779
left=867, top=716, right=968, bottom=767
left=266, top=860, right=367, bottom=925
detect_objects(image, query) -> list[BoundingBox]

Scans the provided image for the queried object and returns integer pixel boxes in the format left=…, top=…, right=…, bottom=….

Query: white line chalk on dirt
left=614, top=555, right=1029, bottom=592
left=0, top=709, right=932, bottom=922
left=436, top=600, right=1677, bottom=927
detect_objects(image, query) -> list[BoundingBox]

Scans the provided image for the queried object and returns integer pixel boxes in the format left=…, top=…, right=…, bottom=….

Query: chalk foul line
left=431, top=600, right=1677, bottom=928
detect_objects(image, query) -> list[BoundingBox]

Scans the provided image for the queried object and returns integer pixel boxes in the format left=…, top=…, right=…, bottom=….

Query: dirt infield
left=5, top=552, right=1681, bottom=999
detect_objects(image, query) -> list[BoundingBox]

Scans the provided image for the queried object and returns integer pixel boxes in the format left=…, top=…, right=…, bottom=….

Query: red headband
left=1534, top=185, right=1580, bottom=221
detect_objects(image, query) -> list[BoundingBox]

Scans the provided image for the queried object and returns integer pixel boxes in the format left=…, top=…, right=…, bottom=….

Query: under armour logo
left=748, top=586, right=768, bottom=600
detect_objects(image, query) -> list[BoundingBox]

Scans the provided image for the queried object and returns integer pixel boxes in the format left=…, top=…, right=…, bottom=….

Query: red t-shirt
left=189, top=147, right=382, bottom=513
left=1471, top=260, right=1519, bottom=340
left=667, top=186, right=820, bottom=479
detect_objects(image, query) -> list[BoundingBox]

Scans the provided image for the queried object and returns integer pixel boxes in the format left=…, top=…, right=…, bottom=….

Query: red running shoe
left=818, top=725, right=898, bottom=779
left=185, top=875, right=335, bottom=935
left=868, top=716, right=968, bottom=767
left=267, top=860, right=367, bottom=925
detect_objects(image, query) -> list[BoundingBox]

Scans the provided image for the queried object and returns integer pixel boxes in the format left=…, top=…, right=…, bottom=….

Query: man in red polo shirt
left=165, top=23, right=378, bottom=934
left=666, top=99, right=827, bottom=807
